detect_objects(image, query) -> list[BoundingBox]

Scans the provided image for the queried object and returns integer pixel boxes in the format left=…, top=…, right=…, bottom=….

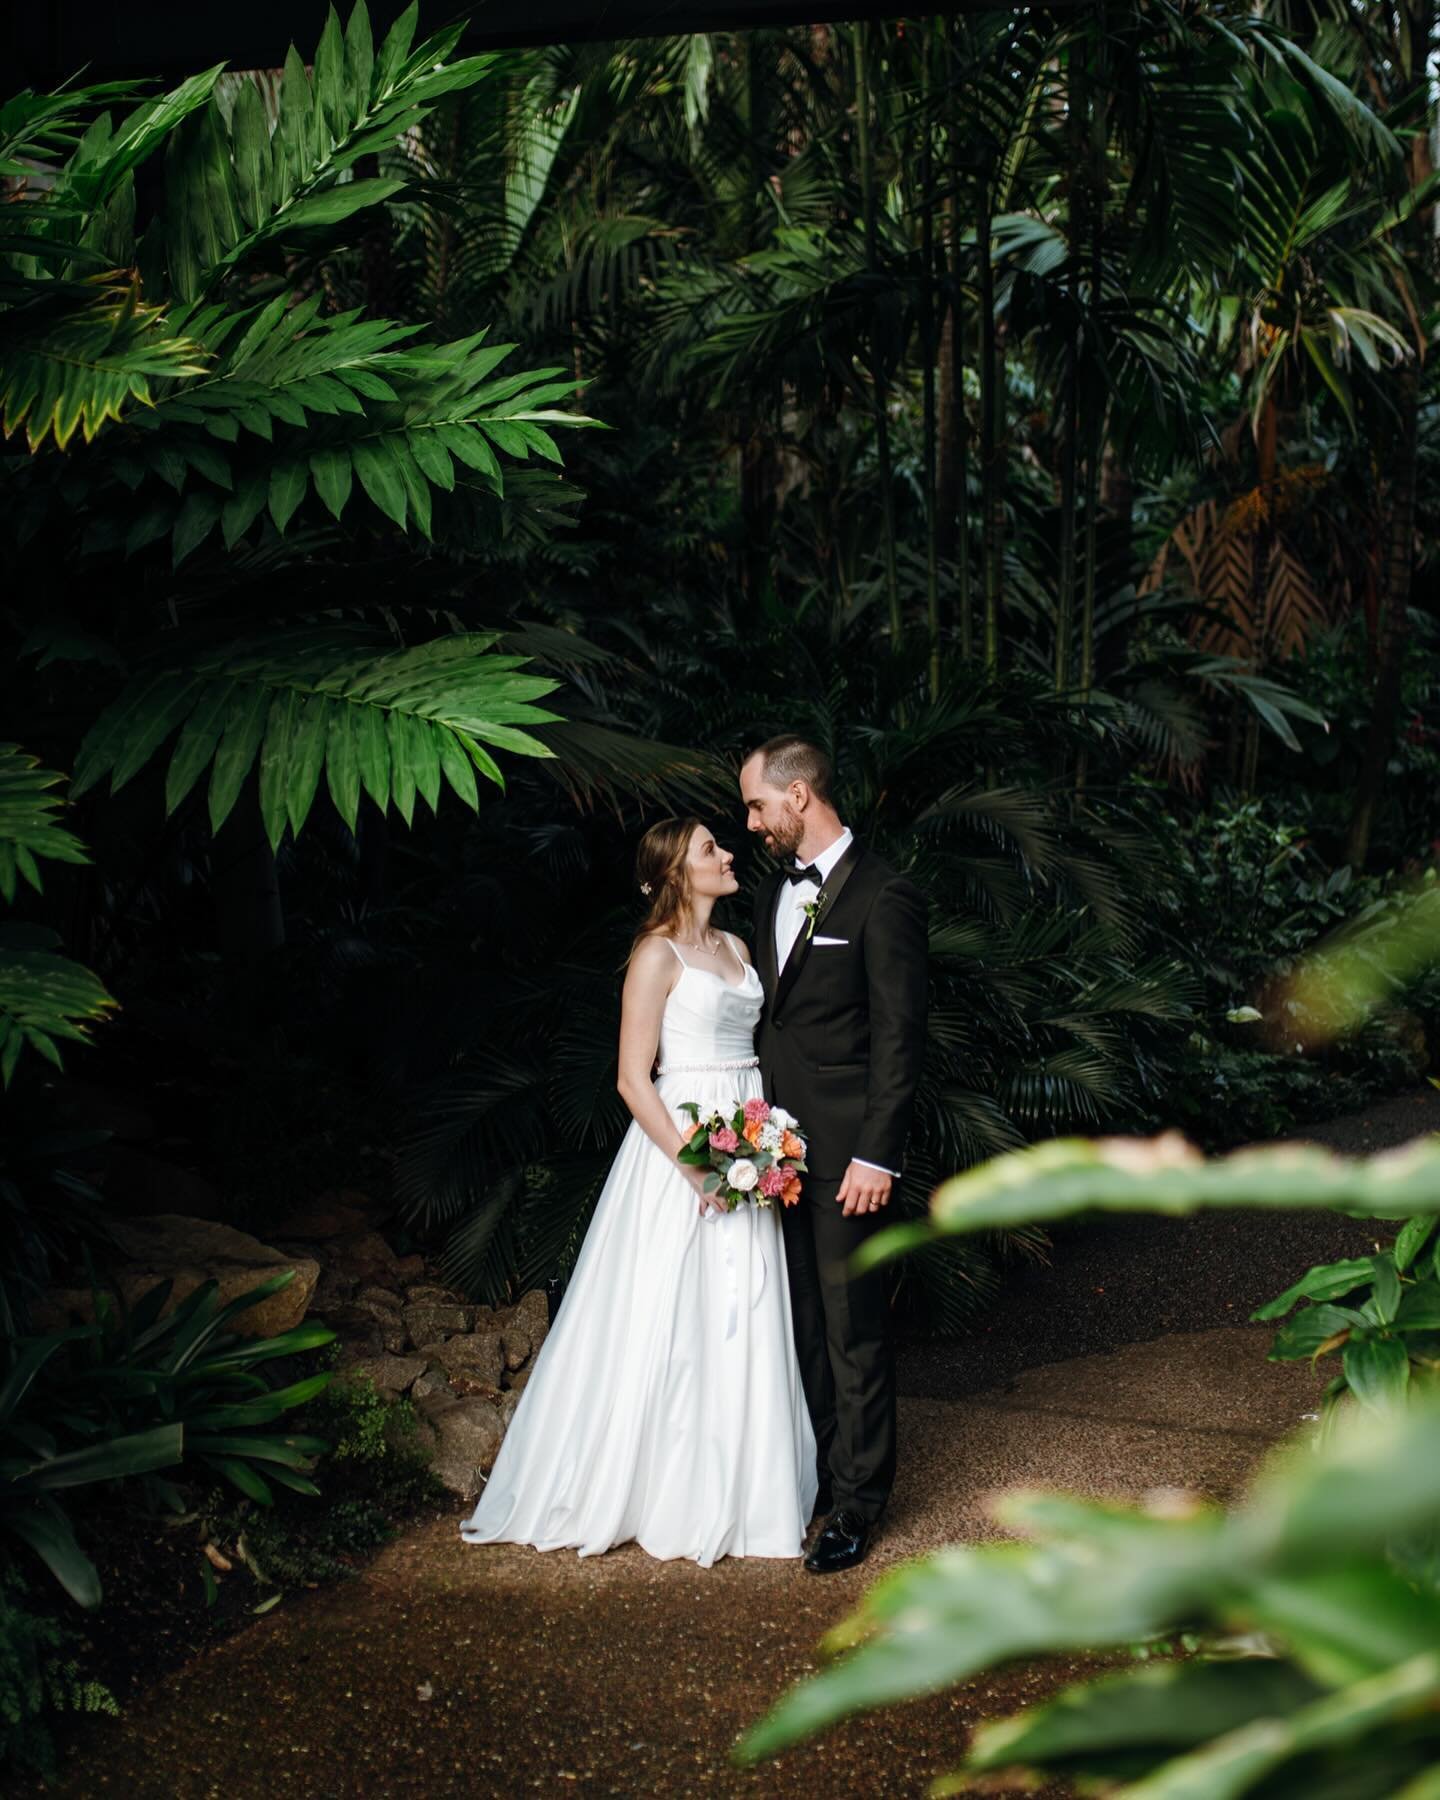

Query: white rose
left=728, top=1158, right=759, bottom=1192
left=769, top=1107, right=795, bottom=1130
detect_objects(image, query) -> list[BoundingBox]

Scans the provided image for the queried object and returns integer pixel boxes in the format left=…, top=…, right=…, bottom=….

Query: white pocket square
left=812, top=935, right=849, bottom=946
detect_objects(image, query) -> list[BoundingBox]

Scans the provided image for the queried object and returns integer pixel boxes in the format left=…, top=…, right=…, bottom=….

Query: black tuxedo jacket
left=752, top=840, right=928, bottom=1182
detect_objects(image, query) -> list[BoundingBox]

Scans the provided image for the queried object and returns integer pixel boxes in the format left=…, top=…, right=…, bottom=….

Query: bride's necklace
left=676, top=931, right=723, bottom=956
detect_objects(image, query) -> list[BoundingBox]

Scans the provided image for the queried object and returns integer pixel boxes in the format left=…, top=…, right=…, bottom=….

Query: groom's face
left=740, top=756, right=805, bottom=861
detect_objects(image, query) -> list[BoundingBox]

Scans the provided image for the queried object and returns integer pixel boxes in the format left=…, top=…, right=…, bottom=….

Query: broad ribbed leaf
left=207, top=681, right=272, bottom=831
left=350, top=438, right=407, bottom=525
left=324, top=701, right=361, bottom=829
left=0, top=945, right=117, bottom=1085
left=310, top=445, right=353, bottom=519
left=73, top=630, right=565, bottom=842
left=285, top=694, right=328, bottom=834
left=0, top=744, right=90, bottom=903
left=257, top=687, right=301, bottom=849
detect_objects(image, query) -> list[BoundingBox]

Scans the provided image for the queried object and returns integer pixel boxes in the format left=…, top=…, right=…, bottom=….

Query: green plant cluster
left=194, top=1368, right=445, bottom=1591
left=1157, top=797, right=1438, bottom=1143
left=3, top=1268, right=335, bottom=1607
left=740, top=1129, right=1440, bottom=1795
left=1257, top=1215, right=1440, bottom=1421
left=0, top=1562, right=118, bottom=1783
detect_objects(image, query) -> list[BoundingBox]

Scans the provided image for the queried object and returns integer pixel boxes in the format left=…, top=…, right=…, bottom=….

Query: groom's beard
left=762, top=810, right=804, bottom=861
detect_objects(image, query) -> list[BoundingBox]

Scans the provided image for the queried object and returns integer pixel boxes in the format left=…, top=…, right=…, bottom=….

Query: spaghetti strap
left=721, top=932, right=748, bottom=979
left=660, top=935, right=686, bottom=967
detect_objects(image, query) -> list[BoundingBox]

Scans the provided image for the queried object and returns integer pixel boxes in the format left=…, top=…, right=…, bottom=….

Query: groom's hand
left=837, top=1162, right=892, bottom=1217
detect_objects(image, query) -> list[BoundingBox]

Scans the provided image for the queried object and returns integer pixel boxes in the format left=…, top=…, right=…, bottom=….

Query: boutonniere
left=802, top=887, right=828, bottom=942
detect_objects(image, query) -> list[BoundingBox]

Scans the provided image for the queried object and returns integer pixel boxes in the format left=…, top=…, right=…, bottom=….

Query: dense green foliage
left=3, top=1270, right=336, bottom=1606
left=1, top=2, right=1436, bottom=1321
left=0, top=0, right=1435, bottom=1782
left=740, top=1129, right=1440, bottom=1793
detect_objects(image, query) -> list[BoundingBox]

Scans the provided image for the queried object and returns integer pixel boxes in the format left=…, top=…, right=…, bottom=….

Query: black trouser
left=780, top=1174, right=896, bottom=1523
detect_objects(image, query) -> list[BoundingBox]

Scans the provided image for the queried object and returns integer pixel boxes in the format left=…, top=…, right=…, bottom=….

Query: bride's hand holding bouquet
left=677, top=1097, right=807, bottom=1218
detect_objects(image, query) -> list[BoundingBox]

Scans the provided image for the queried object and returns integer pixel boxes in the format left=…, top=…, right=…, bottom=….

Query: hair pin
left=640, top=881, right=652, bottom=896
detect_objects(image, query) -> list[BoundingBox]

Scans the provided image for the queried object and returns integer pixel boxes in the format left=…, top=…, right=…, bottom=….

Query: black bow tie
left=785, top=863, right=823, bottom=886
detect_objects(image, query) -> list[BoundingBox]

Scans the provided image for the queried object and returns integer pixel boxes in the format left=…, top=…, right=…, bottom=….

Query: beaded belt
left=655, top=1056, right=760, bottom=1075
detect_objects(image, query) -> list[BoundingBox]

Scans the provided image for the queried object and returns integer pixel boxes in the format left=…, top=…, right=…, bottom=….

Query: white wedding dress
left=458, top=932, right=818, bottom=1566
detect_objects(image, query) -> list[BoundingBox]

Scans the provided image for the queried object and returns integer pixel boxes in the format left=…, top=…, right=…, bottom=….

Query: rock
left=449, top=1370, right=507, bottom=1401
left=494, top=1289, right=550, bottom=1369
left=322, top=1299, right=407, bottom=1354
left=503, top=1365, right=534, bottom=1396
left=402, top=1302, right=471, bottom=1346
left=334, top=1354, right=427, bottom=1398
left=404, top=1283, right=470, bottom=1307
left=411, top=1369, right=455, bottom=1405
left=413, top=1388, right=461, bottom=1423
left=96, top=1214, right=318, bottom=1339
left=433, top=1332, right=504, bottom=1388
left=274, top=1190, right=375, bottom=1241
left=328, top=1228, right=400, bottom=1281
left=393, top=1254, right=427, bottom=1281
left=356, top=1285, right=404, bottom=1313
left=427, top=1398, right=505, bottom=1496
left=333, top=1325, right=385, bottom=1364
left=516, top=1287, right=551, bottom=1342
left=497, top=1390, right=520, bottom=1429
left=491, top=1312, right=529, bottom=1370
left=310, top=1269, right=357, bottom=1311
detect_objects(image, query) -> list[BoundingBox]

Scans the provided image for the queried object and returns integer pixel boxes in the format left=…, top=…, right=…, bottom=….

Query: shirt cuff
left=853, top=1157, right=900, bottom=1178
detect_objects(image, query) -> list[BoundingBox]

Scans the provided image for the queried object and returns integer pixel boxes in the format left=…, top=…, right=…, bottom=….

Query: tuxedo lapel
left=772, top=840, right=864, bottom=1016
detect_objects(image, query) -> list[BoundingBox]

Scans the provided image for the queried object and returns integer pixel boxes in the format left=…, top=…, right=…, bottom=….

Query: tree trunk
left=1344, top=0, right=1433, bottom=866
left=939, top=17, right=974, bottom=659
left=854, top=22, right=902, bottom=648
left=1345, top=360, right=1418, bottom=868
left=920, top=24, right=941, bottom=698
left=977, top=166, right=1002, bottom=673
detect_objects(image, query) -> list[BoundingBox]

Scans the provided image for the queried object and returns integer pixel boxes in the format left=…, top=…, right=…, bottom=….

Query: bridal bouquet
left=677, top=1097, right=808, bottom=1211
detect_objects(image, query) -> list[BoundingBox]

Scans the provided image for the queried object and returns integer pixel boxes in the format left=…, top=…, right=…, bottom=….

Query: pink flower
left=742, top=1098, right=772, bottom=1124
left=710, top=1127, right=740, bottom=1152
left=757, top=1167, right=787, bottom=1199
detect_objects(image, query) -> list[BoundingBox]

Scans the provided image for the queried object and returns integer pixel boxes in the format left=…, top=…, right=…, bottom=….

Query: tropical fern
left=0, top=746, right=115, bottom=1086
left=0, top=745, right=90, bottom=903
left=70, top=628, right=561, bottom=847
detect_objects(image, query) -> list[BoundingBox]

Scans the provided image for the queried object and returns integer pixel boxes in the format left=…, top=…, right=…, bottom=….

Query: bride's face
left=685, top=825, right=739, bottom=900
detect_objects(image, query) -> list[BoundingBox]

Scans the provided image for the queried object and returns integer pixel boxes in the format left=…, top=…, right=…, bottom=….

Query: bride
left=458, top=816, right=818, bottom=1565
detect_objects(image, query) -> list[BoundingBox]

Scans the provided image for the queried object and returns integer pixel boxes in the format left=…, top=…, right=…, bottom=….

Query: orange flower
left=780, top=1130, right=804, bottom=1160
left=743, top=1117, right=764, bottom=1147
left=781, top=1174, right=802, bottom=1207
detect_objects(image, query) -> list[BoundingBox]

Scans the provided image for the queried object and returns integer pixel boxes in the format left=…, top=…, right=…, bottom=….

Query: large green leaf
left=0, top=943, right=118, bottom=1087
left=861, top=1136, right=1440, bottom=1272
left=71, top=628, right=565, bottom=846
left=0, top=743, right=91, bottom=903
left=0, top=274, right=207, bottom=450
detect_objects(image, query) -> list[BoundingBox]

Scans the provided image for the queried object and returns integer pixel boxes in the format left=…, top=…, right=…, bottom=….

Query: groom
left=740, top=735, right=928, bottom=1573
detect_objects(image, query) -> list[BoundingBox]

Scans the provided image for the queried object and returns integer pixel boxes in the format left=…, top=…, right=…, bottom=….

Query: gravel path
left=37, top=1330, right=1325, bottom=1800
left=31, top=1086, right=1436, bottom=1799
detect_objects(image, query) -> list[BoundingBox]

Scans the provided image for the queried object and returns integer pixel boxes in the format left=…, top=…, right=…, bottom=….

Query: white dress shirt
left=773, top=827, right=899, bottom=1181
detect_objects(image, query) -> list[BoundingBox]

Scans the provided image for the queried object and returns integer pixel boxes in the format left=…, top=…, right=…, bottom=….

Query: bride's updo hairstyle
left=630, top=815, right=704, bottom=957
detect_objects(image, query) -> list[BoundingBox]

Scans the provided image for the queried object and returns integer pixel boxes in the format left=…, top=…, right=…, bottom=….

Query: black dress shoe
left=803, top=1508, right=873, bottom=1574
